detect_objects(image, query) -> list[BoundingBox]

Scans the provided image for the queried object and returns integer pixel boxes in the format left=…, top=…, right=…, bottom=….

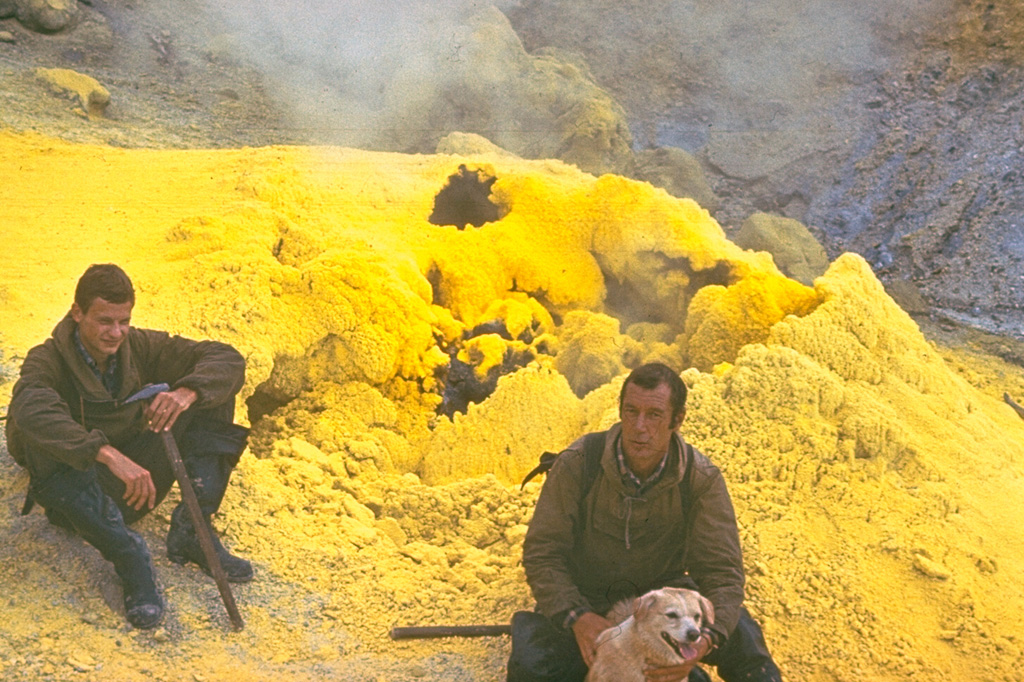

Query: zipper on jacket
left=620, top=495, right=645, bottom=550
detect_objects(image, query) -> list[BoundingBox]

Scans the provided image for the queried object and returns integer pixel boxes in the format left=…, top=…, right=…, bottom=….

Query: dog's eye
left=665, top=611, right=680, bottom=620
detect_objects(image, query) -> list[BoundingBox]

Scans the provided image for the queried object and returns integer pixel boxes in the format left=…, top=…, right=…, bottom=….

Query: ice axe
left=126, top=384, right=245, bottom=631
left=390, top=624, right=511, bottom=639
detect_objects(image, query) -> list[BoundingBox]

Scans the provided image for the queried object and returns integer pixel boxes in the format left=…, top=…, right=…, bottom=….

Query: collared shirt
left=615, top=434, right=670, bottom=496
left=560, top=436, right=674, bottom=628
left=74, top=327, right=120, bottom=396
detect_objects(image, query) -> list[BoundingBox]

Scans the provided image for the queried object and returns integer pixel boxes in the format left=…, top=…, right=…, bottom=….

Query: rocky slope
left=508, top=0, right=1024, bottom=343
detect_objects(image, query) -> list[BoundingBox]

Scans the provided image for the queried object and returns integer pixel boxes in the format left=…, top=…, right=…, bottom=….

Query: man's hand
left=643, top=633, right=712, bottom=682
left=96, top=445, right=156, bottom=511
left=145, top=387, right=197, bottom=432
left=572, top=611, right=615, bottom=667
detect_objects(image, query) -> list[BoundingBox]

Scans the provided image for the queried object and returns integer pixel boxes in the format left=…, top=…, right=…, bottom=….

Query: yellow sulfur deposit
left=1, top=129, right=1024, bottom=681
left=34, top=67, right=111, bottom=117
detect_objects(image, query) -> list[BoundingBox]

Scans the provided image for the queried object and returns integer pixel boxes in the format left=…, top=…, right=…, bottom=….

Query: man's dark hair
left=618, top=362, right=687, bottom=426
left=75, top=264, right=135, bottom=313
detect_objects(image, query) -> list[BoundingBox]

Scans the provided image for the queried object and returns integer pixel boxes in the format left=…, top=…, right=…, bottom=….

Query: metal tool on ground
left=390, top=624, right=511, bottom=639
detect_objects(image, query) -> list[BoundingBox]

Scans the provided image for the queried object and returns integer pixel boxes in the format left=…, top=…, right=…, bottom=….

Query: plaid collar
left=615, top=434, right=671, bottom=495
left=74, top=326, right=120, bottom=395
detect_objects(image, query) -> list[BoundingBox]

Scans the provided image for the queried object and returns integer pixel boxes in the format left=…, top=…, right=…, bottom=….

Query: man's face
left=71, top=297, right=133, bottom=363
left=620, top=381, right=681, bottom=476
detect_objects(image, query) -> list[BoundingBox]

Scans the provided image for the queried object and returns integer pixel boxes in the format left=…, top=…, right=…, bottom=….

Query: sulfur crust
left=1, top=131, right=1023, bottom=681
left=34, top=67, right=111, bottom=117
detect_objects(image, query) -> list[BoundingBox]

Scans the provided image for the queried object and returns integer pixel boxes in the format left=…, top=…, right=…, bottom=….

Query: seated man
left=6, top=264, right=253, bottom=629
left=508, top=363, right=782, bottom=682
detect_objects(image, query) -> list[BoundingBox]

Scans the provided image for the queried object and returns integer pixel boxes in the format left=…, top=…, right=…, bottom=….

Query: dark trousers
left=507, top=607, right=781, bottom=682
left=28, top=401, right=247, bottom=527
left=28, top=463, right=155, bottom=585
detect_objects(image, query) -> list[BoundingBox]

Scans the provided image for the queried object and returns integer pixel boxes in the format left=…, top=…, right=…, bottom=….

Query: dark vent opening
left=429, top=165, right=502, bottom=229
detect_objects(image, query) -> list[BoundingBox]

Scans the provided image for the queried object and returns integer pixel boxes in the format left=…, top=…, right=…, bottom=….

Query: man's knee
left=30, top=466, right=136, bottom=546
left=707, top=608, right=782, bottom=682
left=507, top=611, right=587, bottom=682
left=177, top=403, right=249, bottom=467
left=31, top=465, right=104, bottom=517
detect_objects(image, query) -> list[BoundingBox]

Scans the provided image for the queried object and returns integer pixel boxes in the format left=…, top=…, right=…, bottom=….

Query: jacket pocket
left=589, top=492, right=655, bottom=548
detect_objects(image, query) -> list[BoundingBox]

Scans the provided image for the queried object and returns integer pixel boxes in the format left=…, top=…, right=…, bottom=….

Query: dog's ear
left=635, top=593, right=657, bottom=619
left=698, top=595, right=715, bottom=626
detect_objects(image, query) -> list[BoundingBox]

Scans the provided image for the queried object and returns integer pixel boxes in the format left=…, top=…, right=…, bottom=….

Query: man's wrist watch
left=563, top=606, right=592, bottom=630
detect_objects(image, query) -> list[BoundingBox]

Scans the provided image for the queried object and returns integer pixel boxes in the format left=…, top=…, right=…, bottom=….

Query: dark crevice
left=427, top=262, right=445, bottom=306
left=600, top=253, right=735, bottom=328
left=435, top=319, right=536, bottom=418
left=467, top=319, right=514, bottom=340
left=245, top=380, right=293, bottom=425
left=509, top=279, right=563, bottom=326
left=429, top=165, right=504, bottom=229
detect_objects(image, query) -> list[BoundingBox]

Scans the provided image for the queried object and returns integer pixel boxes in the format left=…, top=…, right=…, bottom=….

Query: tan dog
left=586, top=587, right=715, bottom=682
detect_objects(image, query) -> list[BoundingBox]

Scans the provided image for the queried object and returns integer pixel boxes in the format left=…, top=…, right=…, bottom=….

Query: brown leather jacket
left=522, top=423, right=745, bottom=643
left=6, top=314, right=245, bottom=479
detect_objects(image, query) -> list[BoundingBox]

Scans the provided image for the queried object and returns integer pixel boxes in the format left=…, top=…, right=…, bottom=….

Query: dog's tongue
left=676, top=642, right=698, bottom=660
left=663, top=633, right=699, bottom=660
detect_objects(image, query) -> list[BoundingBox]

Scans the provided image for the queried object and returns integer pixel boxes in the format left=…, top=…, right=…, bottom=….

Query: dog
left=585, top=587, right=715, bottom=682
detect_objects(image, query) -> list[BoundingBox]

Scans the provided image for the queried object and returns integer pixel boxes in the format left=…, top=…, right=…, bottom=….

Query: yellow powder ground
left=1, top=130, right=1023, bottom=681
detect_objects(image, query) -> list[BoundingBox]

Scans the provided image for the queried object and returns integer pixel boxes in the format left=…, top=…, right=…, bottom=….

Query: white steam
left=200, top=0, right=525, bottom=150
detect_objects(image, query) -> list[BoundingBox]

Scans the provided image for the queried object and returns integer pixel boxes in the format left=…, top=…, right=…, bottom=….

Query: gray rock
left=735, top=212, right=830, bottom=285
left=436, top=132, right=519, bottom=158
left=629, top=146, right=720, bottom=212
left=14, top=0, right=78, bottom=33
left=704, top=129, right=845, bottom=182
left=884, top=279, right=930, bottom=314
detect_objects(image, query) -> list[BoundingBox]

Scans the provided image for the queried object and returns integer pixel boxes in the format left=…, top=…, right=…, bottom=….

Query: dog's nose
left=686, top=628, right=700, bottom=642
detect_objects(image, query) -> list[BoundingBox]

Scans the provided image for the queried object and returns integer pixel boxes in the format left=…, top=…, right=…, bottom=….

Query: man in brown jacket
left=509, top=363, right=781, bottom=682
left=6, top=264, right=252, bottom=629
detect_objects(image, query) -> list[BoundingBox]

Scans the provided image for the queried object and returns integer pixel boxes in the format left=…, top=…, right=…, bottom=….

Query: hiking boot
left=109, top=518, right=164, bottom=629
left=166, top=504, right=253, bottom=583
left=122, top=571, right=164, bottom=629
left=31, top=468, right=164, bottom=629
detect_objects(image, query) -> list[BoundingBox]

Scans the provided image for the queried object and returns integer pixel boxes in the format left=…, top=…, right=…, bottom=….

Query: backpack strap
left=577, top=435, right=696, bottom=531
left=582, top=432, right=694, bottom=502
left=572, top=431, right=608, bottom=544
left=519, top=430, right=609, bottom=490
left=579, top=431, right=607, bottom=499
left=679, top=441, right=695, bottom=514
left=522, top=430, right=695, bottom=526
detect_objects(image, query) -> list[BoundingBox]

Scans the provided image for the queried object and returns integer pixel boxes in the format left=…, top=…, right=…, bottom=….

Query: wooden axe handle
left=161, top=430, right=245, bottom=631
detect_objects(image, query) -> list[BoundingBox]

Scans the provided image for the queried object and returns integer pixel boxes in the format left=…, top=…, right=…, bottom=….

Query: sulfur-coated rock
left=629, top=146, right=720, bottom=213
left=14, top=0, right=77, bottom=33
left=734, top=212, right=829, bottom=286
left=34, top=67, right=110, bottom=116
left=436, top=132, right=519, bottom=159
